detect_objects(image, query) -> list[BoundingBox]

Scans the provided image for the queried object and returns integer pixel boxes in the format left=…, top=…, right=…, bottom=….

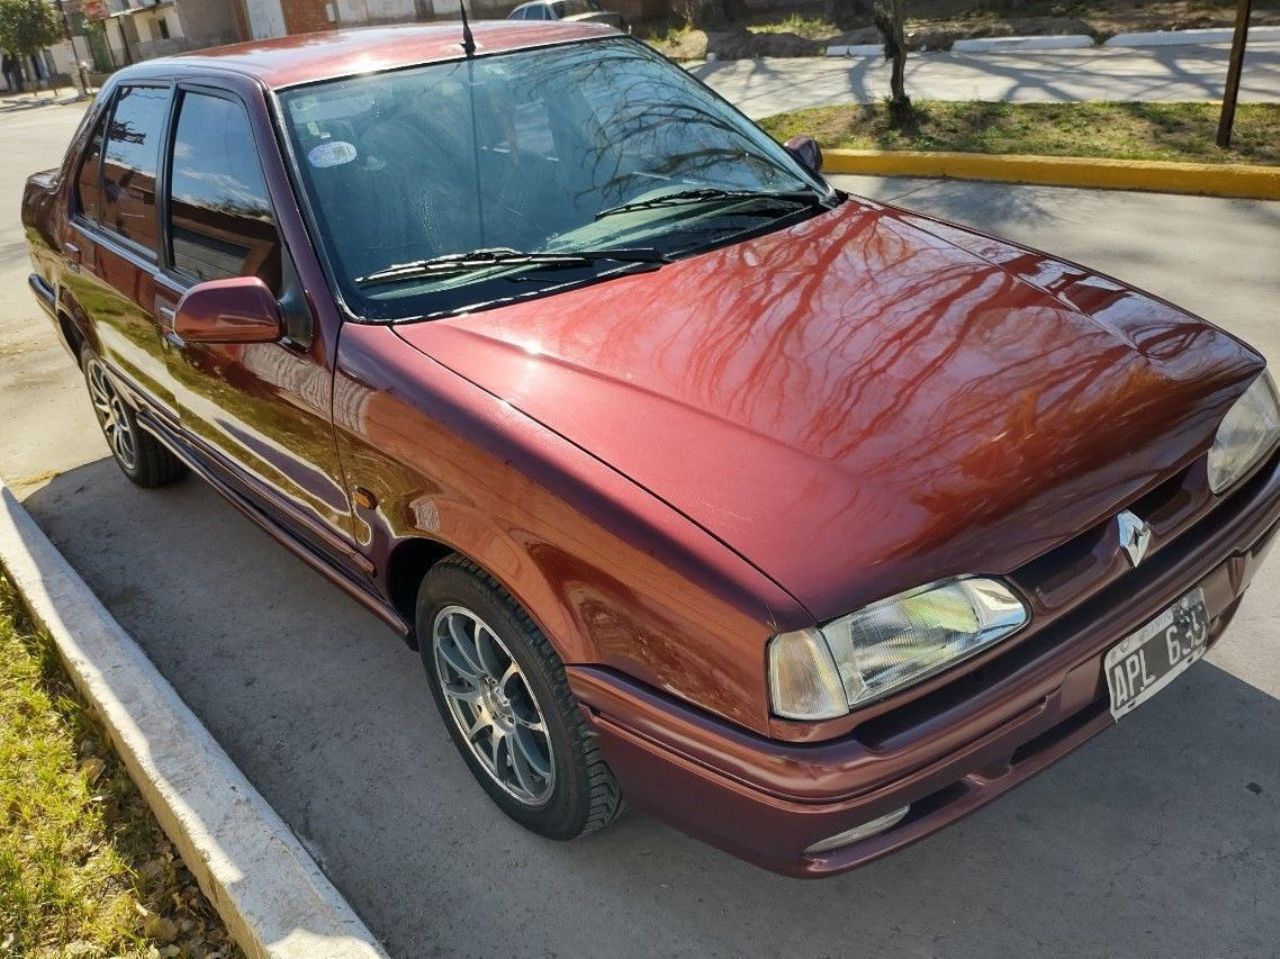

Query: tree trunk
left=873, top=0, right=910, bottom=117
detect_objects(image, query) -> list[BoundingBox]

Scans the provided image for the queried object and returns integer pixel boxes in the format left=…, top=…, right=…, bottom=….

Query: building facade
left=1, top=0, right=669, bottom=92
left=85, top=0, right=243, bottom=65
left=237, top=0, right=664, bottom=42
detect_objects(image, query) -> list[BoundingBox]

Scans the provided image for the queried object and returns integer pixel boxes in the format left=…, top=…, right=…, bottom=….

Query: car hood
left=394, top=198, right=1263, bottom=620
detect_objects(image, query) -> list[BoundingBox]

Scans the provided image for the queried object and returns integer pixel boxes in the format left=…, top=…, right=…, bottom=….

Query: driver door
left=155, top=82, right=358, bottom=574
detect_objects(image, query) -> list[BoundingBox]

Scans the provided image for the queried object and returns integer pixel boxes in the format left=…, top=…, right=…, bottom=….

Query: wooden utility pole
left=1217, top=0, right=1252, bottom=148
left=55, top=0, right=90, bottom=97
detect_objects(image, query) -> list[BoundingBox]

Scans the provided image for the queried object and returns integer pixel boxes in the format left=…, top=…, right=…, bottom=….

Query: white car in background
left=508, top=0, right=629, bottom=33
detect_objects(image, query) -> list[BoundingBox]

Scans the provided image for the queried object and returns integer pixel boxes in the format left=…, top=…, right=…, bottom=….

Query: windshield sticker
left=308, top=141, right=358, bottom=169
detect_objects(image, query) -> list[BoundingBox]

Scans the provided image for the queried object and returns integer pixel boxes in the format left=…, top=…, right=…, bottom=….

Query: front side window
left=101, top=84, right=172, bottom=250
left=280, top=38, right=832, bottom=321
left=167, top=91, right=281, bottom=290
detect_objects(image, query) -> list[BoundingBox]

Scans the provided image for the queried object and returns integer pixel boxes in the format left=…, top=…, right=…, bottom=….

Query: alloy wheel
left=432, top=605, right=556, bottom=806
left=86, top=359, right=138, bottom=471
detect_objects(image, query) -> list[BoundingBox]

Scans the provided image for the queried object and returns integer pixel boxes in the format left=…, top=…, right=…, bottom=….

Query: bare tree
left=873, top=0, right=911, bottom=119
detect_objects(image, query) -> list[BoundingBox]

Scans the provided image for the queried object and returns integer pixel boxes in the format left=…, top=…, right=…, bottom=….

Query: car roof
left=117, top=21, right=615, bottom=89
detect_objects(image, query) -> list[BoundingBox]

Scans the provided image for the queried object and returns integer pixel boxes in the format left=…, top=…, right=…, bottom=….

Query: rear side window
left=75, top=111, right=106, bottom=222
left=101, top=85, right=172, bottom=250
left=166, top=91, right=281, bottom=291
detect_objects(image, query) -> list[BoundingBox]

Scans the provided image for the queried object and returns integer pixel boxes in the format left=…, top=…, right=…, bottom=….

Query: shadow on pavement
left=22, top=458, right=1280, bottom=959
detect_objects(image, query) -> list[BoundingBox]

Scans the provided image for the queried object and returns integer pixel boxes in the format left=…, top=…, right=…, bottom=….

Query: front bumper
left=568, top=452, right=1280, bottom=877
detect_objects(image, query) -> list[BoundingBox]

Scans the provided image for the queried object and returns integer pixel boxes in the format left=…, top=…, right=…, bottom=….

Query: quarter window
left=75, top=109, right=107, bottom=222
left=166, top=91, right=281, bottom=291
left=101, top=85, right=172, bottom=250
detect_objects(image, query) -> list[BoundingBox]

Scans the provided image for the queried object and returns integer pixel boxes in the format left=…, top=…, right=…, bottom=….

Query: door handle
left=64, top=242, right=81, bottom=272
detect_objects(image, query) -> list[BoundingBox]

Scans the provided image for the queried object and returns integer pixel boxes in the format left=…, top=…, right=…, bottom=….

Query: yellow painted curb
left=822, top=150, right=1280, bottom=200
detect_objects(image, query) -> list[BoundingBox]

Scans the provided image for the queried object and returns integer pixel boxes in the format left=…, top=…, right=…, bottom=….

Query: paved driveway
left=695, top=40, right=1280, bottom=117
left=2, top=105, right=1278, bottom=958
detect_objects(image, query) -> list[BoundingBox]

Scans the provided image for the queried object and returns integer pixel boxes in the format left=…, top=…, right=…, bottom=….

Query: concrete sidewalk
left=696, top=40, right=1280, bottom=118
left=0, top=90, right=89, bottom=114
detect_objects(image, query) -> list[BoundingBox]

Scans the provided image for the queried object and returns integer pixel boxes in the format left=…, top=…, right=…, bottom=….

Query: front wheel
left=417, top=557, right=624, bottom=839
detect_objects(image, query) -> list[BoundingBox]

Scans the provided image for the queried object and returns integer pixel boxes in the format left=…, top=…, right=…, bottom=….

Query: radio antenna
left=459, top=2, right=476, bottom=57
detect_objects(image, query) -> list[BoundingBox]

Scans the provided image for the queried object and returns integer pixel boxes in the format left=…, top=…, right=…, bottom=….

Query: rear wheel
left=417, top=557, right=624, bottom=839
left=81, top=345, right=187, bottom=488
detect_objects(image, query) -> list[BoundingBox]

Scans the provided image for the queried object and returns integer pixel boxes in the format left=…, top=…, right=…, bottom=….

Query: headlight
left=768, top=578, right=1028, bottom=720
left=1208, top=372, right=1280, bottom=495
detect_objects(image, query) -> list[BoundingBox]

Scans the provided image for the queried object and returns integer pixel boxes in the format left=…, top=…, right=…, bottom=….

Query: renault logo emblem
left=1117, top=510, right=1152, bottom=567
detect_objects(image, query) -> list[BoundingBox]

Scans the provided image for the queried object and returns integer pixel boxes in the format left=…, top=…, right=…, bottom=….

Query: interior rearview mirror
left=784, top=135, right=824, bottom=175
left=173, top=276, right=284, bottom=345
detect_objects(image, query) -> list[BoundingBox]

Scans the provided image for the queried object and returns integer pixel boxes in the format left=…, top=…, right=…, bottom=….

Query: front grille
left=851, top=448, right=1278, bottom=750
left=1014, top=461, right=1203, bottom=616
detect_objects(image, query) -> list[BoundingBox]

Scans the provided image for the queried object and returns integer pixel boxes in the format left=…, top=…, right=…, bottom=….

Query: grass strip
left=758, top=101, right=1280, bottom=167
left=0, top=574, right=242, bottom=959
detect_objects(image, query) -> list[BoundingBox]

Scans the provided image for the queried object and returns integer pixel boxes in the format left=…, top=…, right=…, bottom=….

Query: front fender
left=332, top=321, right=807, bottom=735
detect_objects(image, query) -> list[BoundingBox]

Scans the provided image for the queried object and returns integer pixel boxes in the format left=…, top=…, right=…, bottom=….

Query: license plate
left=1104, top=588, right=1210, bottom=720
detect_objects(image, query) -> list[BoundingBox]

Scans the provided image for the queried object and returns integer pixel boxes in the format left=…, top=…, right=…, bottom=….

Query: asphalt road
left=695, top=40, right=1280, bottom=117
left=2, top=104, right=1279, bottom=959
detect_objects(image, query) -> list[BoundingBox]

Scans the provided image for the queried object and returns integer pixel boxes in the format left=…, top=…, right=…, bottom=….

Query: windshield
left=278, top=37, right=833, bottom=320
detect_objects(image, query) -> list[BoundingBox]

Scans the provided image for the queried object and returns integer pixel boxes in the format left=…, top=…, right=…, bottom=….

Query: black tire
left=80, top=343, right=187, bottom=488
left=417, top=556, right=624, bottom=840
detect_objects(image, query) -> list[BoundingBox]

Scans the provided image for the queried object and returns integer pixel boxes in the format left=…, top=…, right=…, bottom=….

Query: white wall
left=335, top=0, right=418, bottom=24
left=244, top=0, right=288, bottom=38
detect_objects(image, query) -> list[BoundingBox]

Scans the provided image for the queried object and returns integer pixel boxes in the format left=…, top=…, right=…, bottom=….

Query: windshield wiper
left=355, top=246, right=669, bottom=287
left=595, top=187, right=831, bottom=221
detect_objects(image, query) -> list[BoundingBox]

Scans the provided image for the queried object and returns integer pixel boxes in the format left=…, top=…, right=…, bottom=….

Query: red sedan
left=22, top=22, right=1280, bottom=876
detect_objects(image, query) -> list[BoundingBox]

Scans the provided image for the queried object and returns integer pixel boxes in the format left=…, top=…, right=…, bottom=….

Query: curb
left=826, top=35, right=1094, bottom=56
left=822, top=24, right=1280, bottom=56
left=822, top=150, right=1280, bottom=200
left=824, top=43, right=883, bottom=57
left=1105, top=25, right=1280, bottom=47
left=0, top=482, right=391, bottom=959
left=951, top=35, right=1094, bottom=52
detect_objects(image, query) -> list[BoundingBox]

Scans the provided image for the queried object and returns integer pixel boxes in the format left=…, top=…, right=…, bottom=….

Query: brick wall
left=279, top=0, right=335, bottom=34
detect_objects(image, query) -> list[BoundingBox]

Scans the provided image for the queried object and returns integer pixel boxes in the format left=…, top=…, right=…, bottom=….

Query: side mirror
left=173, top=276, right=283, bottom=345
left=784, top=135, right=824, bottom=174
